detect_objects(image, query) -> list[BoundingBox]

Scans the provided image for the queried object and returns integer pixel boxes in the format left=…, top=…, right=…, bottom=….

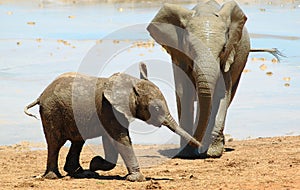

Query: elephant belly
left=66, top=112, right=106, bottom=141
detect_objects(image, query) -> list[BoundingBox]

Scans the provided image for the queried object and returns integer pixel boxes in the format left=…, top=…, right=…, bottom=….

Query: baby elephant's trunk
left=163, top=113, right=201, bottom=147
left=24, top=99, right=40, bottom=120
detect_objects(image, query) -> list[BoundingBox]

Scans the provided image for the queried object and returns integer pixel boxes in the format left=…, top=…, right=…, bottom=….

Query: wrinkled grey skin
left=147, top=0, right=250, bottom=158
left=24, top=65, right=201, bottom=181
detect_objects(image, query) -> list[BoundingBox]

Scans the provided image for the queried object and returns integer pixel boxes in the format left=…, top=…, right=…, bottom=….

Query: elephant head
left=103, top=69, right=201, bottom=147
left=147, top=1, right=247, bottom=143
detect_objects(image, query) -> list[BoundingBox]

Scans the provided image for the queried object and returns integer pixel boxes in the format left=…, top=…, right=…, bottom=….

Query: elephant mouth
left=146, top=116, right=164, bottom=127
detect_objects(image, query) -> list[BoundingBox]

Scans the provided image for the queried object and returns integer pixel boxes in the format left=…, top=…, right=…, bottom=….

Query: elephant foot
left=174, top=144, right=206, bottom=159
left=64, top=164, right=99, bottom=178
left=90, top=156, right=116, bottom=171
left=43, top=171, right=62, bottom=179
left=206, top=136, right=225, bottom=158
left=126, top=172, right=145, bottom=182
left=64, top=164, right=84, bottom=176
left=64, top=165, right=97, bottom=178
left=70, top=170, right=100, bottom=179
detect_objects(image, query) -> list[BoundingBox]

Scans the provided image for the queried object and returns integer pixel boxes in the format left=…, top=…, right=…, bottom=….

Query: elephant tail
left=250, top=48, right=285, bottom=62
left=24, top=98, right=40, bottom=120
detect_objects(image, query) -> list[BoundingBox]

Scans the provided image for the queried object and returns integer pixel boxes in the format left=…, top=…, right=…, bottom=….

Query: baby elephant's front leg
left=115, top=135, right=145, bottom=182
left=90, top=136, right=118, bottom=171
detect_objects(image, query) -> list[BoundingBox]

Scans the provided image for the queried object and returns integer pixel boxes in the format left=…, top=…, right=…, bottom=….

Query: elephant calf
left=24, top=66, right=201, bottom=181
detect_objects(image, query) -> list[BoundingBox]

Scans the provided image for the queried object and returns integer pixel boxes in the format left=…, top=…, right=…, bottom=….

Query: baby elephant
left=24, top=66, right=201, bottom=182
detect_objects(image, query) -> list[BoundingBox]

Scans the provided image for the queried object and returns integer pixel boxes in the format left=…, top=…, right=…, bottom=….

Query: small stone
left=266, top=72, right=273, bottom=76
left=260, top=64, right=267, bottom=71
left=271, top=58, right=278, bottom=63
left=146, top=180, right=161, bottom=189
left=96, top=40, right=102, bottom=44
left=27, top=21, right=36, bottom=25
left=243, top=69, right=251, bottom=73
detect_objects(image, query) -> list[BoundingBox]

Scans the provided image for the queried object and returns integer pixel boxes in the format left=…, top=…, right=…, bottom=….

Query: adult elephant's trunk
left=163, top=113, right=201, bottom=147
left=187, top=33, right=221, bottom=143
left=193, top=63, right=220, bottom=142
left=147, top=19, right=221, bottom=144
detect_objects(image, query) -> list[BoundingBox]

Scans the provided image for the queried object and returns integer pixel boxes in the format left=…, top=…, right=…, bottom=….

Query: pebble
left=27, top=21, right=36, bottom=25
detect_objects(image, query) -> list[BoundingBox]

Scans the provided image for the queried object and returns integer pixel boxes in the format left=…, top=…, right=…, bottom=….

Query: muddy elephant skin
left=24, top=69, right=201, bottom=182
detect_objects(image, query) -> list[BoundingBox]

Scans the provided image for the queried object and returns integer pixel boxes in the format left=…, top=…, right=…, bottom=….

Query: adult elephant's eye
left=221, top=45, right=226, bottom=53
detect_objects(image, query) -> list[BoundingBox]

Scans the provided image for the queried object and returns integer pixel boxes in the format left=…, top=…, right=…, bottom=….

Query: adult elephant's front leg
left=207, top=72, right=232, bottom=157
left=172, top=64, right=199, bottom=158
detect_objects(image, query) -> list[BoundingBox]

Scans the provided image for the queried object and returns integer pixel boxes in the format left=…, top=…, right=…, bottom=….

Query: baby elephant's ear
left=139, top=62, right=148, bottom=80
left=103, top=73, right=138, bottom=122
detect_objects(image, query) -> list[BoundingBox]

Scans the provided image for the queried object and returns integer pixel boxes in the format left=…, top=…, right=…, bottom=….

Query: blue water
left=0, top=1, right=299, bottom=145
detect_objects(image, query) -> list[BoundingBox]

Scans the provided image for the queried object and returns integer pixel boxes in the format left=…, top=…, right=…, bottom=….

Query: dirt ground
left=0, top=136, right=299, bottom=189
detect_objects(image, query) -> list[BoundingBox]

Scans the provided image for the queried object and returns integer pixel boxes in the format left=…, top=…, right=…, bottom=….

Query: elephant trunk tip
left=163, top=114, right=202, bottom=148
left=188, top=138, right=202, bottom=148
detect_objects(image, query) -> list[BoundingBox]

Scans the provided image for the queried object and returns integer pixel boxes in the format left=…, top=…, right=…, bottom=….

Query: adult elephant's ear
left=103, top=73, right=138, bottom=122
left=147, top=3, right=195, bottom=49
left=218, top=1, right=247, bottom=72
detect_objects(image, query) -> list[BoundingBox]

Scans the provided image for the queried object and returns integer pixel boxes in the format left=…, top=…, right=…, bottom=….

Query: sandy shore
left=0, top=136, right=299, bottom=189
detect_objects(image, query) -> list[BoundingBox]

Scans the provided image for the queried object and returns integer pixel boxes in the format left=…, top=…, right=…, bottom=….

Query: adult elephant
left=147, top=0, right=250, bottom=158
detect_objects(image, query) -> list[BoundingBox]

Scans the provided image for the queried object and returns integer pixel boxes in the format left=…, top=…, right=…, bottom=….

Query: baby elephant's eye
left=149, top=104, right=160, bottom=114
left=148, top=103, right=163, bottom=117
left=154, top=105, right=160, bottom=112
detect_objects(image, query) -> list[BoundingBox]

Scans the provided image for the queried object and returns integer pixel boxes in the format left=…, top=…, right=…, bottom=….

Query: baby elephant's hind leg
left=64, top=141, right=85, bottom=176
left=41, top=115, right=66, bottom=179
left=43, top=140, right=65, bottom=179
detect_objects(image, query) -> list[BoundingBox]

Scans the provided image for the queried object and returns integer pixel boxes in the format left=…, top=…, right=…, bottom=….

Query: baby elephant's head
left=103, top=61, right=201, bottom=148
left=132, top=79, right=200, bottom=147
left=133, top=80, right=168, bottom=127
left=103, top=70, right=201, bottom=147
